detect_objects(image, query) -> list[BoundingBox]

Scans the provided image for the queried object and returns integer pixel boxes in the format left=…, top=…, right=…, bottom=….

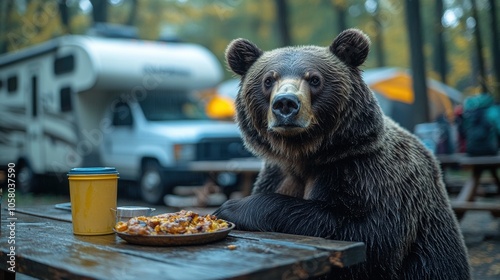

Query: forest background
left=1, top=0, right=499, bottom=99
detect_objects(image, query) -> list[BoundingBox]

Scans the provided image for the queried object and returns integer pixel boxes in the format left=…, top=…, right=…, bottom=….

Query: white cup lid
left=116, top=206, right=155, bottom=217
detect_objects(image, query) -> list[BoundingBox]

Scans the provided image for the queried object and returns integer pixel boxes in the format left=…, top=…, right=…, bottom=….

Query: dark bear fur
left=214, top=29, right=470, bottom=279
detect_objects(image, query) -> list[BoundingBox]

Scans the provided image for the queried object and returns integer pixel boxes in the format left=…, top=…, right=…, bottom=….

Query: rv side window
left=7, top=75, right=17, bottom=93
left=112, top=102, right=133, bottom=126
left=54, top=54, right=75, bottom=75
left=60, top=87, right=72, bottom=112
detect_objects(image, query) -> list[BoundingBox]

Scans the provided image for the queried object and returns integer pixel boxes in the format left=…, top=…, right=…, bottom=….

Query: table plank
left=436, top=153, right=464, bottom=165
left=230, top=231, right=365, bottom=268
left=458, top=155, right=500, bottom=166
left=15, top=205, right=72, bottom=222
left=1, top=208, right=365, bottom=280
left=450, top=201, right=500, bottom=218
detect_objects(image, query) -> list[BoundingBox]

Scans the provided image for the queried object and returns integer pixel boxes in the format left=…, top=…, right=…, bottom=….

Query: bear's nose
left=272, top=94, right=300, bottom=118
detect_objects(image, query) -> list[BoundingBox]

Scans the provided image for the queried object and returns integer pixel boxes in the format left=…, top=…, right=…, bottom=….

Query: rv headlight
left=174, top=144, right=196, bottom=162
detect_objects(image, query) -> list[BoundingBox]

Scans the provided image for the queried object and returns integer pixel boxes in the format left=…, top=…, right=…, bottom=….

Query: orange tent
left=363, top=68, right=463, bottom=126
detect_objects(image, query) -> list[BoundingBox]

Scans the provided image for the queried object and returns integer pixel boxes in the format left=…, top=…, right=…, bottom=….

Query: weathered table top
left=0, top=205, right=365, bottom=280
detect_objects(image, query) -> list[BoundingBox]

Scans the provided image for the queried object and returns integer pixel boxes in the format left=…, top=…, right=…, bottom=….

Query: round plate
left=114, top=222, right=235, bottom=246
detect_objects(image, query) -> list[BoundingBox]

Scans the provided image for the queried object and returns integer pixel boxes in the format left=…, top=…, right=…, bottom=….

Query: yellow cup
left=68, top=167, right=119, bottom=235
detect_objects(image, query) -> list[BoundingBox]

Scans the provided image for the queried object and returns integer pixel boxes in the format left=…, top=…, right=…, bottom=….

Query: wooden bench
left=450, top=201, right=500, bottom=219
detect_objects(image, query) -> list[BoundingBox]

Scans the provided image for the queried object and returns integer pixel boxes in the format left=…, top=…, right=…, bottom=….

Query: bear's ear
left=330, top=29, right=370, bottom=67
left=225, top=38, right=263, bottom=76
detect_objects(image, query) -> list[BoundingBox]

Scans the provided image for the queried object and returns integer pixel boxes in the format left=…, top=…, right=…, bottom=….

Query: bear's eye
left=264, top=77, right=274, bottom=88
left=309, top=76, right=321, bottom=87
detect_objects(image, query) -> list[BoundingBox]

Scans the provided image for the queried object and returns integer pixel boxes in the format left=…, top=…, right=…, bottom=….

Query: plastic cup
left=67, top=167, right=119, bottom=235
left=113, top=206, right=156, bottom=223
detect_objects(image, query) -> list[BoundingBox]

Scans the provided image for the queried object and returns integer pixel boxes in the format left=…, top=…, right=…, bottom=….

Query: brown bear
left=214, top=29, right=471, bottom=279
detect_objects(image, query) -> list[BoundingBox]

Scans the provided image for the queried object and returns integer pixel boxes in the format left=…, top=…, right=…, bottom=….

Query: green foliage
left=3, top=0, right=64, bottom=52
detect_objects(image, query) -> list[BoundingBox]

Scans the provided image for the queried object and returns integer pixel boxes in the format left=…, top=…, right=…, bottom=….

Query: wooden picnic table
left=436, top=153, right=500, bottom=218
left=186, top=158, right=263, bottom=196
left=0, top=205, right=365, bottom=280
left=187, top=155, right=500, bottom=218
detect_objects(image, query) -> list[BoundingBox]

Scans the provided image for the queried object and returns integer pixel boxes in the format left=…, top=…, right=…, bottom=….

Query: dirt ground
left=460, top=209, right=500, bottom=279
left=8, top=187, right=500, bottom=280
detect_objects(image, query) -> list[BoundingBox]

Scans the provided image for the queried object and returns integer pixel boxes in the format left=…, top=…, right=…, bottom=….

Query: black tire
left=17, top=162, right=38, bottom=194
left=139, top=160, right=166, bottom=205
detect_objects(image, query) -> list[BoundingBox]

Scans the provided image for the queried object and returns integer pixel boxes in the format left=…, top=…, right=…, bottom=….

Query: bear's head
left=226, top=29, right=384, bottom=163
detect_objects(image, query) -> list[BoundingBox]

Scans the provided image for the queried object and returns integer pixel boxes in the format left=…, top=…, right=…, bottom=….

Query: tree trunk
left=59, top=0, right=70, bottom=33
left=126, top=0, right=138, bottom=26
left=404, top=0, right=429, bottom=128
left=489, top=0, right=500, bottom=97
left=90, top=0, right=108, bottom=24
left=275, top=0, right=291, bottom=46
left=333, top=2, right=347, bottom=35
left=373, top=1, right=385, bottom=67
left=471, top=0, right=488, bottom=93
left=0, top=0, right=10, bottom=54
left=433, top=0, right=447, bottom=84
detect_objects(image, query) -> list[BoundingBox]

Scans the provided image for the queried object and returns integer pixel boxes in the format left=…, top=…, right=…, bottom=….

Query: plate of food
left=113, top=210, right=235, bottom=246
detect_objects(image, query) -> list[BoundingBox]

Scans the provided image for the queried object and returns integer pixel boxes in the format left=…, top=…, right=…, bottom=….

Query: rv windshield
left=139, top=91, right=208, bottom=121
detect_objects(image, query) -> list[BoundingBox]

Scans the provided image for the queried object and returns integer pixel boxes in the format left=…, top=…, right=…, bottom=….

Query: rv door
left=25, top=70, right=45, bottom=174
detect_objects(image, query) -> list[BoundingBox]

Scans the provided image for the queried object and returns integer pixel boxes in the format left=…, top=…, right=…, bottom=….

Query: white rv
left=0, top=35, right=251, bottom=204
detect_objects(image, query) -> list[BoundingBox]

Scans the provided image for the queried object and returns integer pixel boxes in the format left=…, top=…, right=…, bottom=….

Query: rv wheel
left=139, top=160, right=166, bottom=204
left=17, top=162, right=37, bottom=193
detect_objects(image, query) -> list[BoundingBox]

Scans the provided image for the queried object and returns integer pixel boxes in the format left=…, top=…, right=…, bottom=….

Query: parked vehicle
left=0, top=35, right=251, bottom=204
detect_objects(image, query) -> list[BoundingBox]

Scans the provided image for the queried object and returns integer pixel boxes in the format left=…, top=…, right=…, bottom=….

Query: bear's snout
left=272, top=94, right=301, bottom=120
left=266, top=79, right=313, bottom=134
